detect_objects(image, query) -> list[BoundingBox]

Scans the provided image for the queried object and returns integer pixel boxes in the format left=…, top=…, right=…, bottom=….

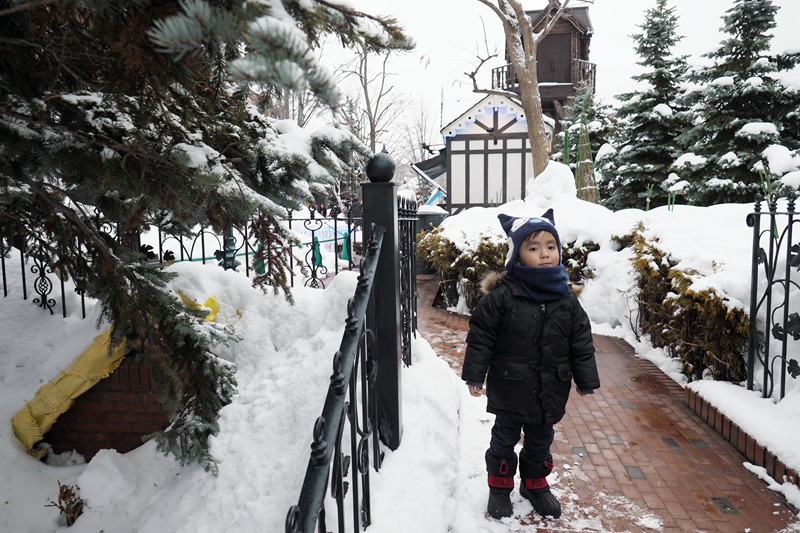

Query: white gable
left=441, top=95, right=554, bottom=139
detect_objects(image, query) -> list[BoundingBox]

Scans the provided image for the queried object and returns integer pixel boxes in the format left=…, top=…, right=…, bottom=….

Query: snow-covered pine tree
left=553, top=80, right=614, bottom=175
left=0, top=0, right=411, bottom=473
left=598, top=0, right=688, bottom=211
left=675, top=0, right=799, bottom=205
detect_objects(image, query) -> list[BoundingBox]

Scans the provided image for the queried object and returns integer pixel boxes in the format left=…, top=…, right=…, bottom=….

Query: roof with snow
left=526, top=5, right=593, bottom=35
left=412, top=153, right=446, bottom=187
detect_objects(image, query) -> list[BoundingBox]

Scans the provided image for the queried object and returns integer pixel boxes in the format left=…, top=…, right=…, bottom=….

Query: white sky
left=344, top=0, right=800, bottom=127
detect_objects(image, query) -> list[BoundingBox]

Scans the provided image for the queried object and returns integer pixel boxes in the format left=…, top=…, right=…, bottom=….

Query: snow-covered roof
left=527, top=5, right=593, bottom=35
left=411, top=153, right=446, bottom=193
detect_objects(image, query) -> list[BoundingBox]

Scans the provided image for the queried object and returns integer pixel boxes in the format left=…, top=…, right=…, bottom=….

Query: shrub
left=625, top=223, right=748, bottom=382
left=46, top=481, right=84, bottom=527
left=417, top=228, right=506, bottom=310
left=416, top=227, right=598, bottom=311
left=563, top=240, right=600, bottom=284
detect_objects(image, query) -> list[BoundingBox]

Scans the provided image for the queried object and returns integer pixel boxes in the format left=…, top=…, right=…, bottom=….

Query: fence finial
left=365, top=151, right=395, bottom=183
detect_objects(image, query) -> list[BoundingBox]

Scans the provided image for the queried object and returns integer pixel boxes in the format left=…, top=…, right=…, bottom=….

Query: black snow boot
left=485, top=450, right=518, bottom=519
left=519, top=451, right=561, bottom=518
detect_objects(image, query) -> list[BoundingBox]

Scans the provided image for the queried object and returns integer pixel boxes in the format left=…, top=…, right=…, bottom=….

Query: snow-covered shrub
left=562, top=240, right=600, bottom=284
left=416, top=228, right=505, bottom=311
left=624, top=223, right=748, bottom=382
left=416, top=227, right=599, bottom=311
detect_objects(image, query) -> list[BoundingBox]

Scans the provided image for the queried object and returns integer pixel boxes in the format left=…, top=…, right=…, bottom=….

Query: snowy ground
left=1, top=163, right=800, bottom=531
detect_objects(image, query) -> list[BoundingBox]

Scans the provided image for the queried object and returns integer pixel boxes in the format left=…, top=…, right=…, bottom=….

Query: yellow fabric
left=177, top=292, right=219, bottom=323
left=12, top=329, right=125, bottom=458
left=12, top=291, right=222, bottom=458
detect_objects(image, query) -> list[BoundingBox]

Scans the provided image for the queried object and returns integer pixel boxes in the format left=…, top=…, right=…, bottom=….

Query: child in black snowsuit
left=462, top=209, right=600, bottom=520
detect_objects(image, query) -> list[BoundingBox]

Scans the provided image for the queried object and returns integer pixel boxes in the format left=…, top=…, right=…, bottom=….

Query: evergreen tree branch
left=0, top=0, right=59, bottom=17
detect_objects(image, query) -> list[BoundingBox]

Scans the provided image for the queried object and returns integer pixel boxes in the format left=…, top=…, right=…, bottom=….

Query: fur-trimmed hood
left=479, top=271, right=505, bottom=295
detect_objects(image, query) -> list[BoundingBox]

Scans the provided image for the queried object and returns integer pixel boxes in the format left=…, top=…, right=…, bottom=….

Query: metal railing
left=398, top=196, right=418, bottom=366
left=286, top=161, right=419, bottom=532
left=746, top=192, right=800, bottom=401
left=1, top=236, right=89, bottom=319
left=491, top=58, right=596, bottom=93
left=154, top=205, right=362, bottom=287
left=1, top=207, right=363, bottom=319
left=285, top=224, right=384, bottom=533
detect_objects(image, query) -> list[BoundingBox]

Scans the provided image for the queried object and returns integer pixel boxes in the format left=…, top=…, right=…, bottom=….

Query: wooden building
left=430, top=95, right=553, bottom=215
left=491, top=5, right=595, bottom=122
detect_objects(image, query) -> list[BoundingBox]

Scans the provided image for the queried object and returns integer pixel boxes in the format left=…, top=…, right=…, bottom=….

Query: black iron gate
left=286, top=154, right=419, bottom=532
left=746, top=192, right=800, bottom=401
left=285, top=224, right=385, bottom=533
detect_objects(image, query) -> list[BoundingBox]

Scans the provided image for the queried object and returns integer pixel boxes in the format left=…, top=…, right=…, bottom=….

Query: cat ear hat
left=498, top=209, right=561, bottom=267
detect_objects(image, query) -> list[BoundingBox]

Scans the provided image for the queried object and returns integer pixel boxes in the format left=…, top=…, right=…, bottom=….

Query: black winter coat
left=462, top=272, right=599, bottom=425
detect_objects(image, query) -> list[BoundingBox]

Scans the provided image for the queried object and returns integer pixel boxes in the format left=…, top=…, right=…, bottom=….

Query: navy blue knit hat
left=498, top=209, right=562, bottom=267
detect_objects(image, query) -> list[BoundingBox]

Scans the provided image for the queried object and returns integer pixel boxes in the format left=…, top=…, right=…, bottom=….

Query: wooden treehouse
left=491, top=4, right=595, bottom=123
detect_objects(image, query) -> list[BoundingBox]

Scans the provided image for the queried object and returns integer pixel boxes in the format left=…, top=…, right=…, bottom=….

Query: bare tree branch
left=465, top=53, right=518, bottom=101
left=537, top=0, right=573, bottom=41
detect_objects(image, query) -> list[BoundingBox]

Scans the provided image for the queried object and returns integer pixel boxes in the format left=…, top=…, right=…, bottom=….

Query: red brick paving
left=416, top=274, right=798, bottom=532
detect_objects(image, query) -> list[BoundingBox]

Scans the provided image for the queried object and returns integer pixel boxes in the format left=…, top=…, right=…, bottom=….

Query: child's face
left=518, top=231, right=558, bottom=268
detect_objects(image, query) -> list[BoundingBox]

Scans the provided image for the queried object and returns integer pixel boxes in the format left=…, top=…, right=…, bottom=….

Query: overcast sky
left=343, top=0, right=800, bottom=128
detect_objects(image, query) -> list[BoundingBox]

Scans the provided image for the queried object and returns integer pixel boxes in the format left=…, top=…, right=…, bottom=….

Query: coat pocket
left=489, top=361, right=529, bottom=381
left=557, top=366, right=573, bottom=382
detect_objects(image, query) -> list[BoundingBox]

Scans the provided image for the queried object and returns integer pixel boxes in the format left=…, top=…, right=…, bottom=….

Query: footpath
left=415, top=274, right=797, bottom=532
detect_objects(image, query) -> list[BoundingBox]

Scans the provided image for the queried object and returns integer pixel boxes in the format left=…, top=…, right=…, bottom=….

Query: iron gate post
left=746, top=196, right=762, bottom=391
left=362, top=150, right=403, bottom=450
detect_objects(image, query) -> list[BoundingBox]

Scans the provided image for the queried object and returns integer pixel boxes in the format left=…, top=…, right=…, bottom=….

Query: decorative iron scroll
left=286, top=224, right=384, bottom=533
left=302, top=206, right=329, bottom=288
left=3, top=205, right=365, bottom=321
left=747, top=192, right=800, bottom=401
left=30, top=246, right=56, bottom=315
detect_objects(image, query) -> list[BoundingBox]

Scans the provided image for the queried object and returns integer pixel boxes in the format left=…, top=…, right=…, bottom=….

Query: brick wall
left=685, top=388, right=799, bottom=491
left=44, top=356, right=170, bottom=461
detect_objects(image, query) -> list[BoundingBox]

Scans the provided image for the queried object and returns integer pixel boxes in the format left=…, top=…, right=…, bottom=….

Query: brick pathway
left=415, top=274, right=798, bottom=532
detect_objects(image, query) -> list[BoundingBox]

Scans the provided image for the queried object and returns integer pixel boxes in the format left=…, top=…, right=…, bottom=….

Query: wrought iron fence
left=0, top=236, right=88, bottom=319
left=398, top=196, right=417, bottom=367
left=285, top=224, right=384, bottom=533
left=153, top=205, right=362, bottom=287
left=286, top=178, right=419, bottom=531
left=747, top=192, right=800, bottom=401
left=1, top=206, right=363, bottom=319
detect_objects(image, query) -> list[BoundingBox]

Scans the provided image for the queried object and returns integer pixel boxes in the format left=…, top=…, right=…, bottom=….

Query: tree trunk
left=518, top=72, right=550, bottom=177
left=476, top=0, right=576, bottom=179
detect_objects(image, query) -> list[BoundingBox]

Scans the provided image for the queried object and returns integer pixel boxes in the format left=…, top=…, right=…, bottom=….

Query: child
left=462, top=209, right=600, bottom=520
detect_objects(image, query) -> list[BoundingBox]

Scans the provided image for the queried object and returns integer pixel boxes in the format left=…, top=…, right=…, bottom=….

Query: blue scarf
left=508, top=263, right=570, bottom=302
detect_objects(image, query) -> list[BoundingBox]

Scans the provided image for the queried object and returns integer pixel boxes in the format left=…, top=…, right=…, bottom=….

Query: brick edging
left=685, top=388, right=799, bottom=490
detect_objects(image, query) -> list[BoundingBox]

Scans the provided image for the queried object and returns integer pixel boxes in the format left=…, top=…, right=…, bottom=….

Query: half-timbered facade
left=438, top=95, right=553, bottom=214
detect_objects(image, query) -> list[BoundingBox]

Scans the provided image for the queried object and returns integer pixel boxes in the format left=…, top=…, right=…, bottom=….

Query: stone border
left=685, top=388, right=799, bottom=491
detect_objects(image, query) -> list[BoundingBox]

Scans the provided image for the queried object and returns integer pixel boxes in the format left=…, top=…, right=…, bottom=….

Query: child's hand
left=468, top=384, right=483, bottom=397
left=577, top=387, right=594, bottom=396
